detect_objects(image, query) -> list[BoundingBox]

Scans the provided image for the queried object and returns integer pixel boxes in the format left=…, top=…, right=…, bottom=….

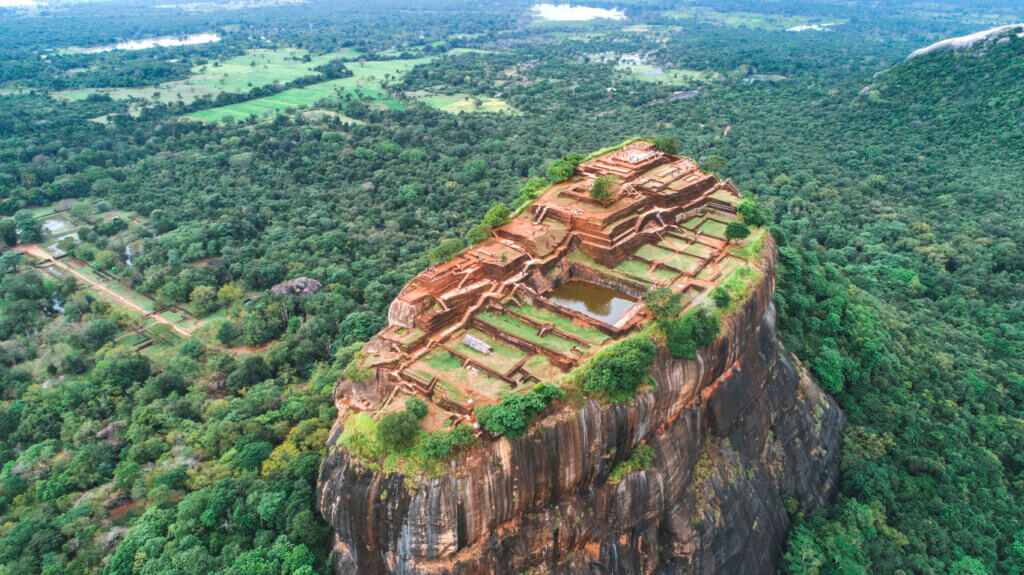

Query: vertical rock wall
left=317, top=242, right=845, bottom=574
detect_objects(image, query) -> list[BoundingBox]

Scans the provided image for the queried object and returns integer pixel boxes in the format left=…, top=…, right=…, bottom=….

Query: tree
left=653, top=137, right=681, bottom=155
left=666, top=309, right=720, bottom=359
left=217, top=284, right=244, bottom=306
left=474, top=383, right=562, bottom=438
left=179, top=337, right=205, bottom=358
left=482, top=203, right=510, bottom=228
left=711, top=288, right=732, bottom=309
left=147, top=323, right=176, bottom=345
left=579, top=337, right=656, bottom=401
left=418, top=424, right=476, bottom=459
left=339, top=311, right=382, bottom=345
left=725, top=221, right=751, bottom=240
left=589, top=175, right=615, bottom=205
left=546, top=159, right=575, bottom=183
left=13, top=210, right=43, bottom=244
left=737, top=200, right=766, bottom=227
left=375, top=410, right=420, bottom=451
left=428, top=237, right=465, bottom=265
left=643, top=287, right=682, bottom=322
left=0, top=220, right=16, bottom=247
left=702, top=155, right=726, bottom=175
left=405, top=397, right=429, bottom=419
left=190, top=285, right=218, bottom=315
left=217, top=320, right=241, bottom=344
left=465, top=222, right=491, bottom=245
left=227, top=356, right=272, bottom=392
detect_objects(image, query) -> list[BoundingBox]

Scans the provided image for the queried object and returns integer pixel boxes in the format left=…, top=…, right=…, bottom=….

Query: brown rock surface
left=317, top=242, right=844, bottom=574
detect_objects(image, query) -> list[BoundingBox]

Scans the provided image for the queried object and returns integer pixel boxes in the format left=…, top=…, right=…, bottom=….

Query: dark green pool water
left=546, top=280, right=637, bottom=325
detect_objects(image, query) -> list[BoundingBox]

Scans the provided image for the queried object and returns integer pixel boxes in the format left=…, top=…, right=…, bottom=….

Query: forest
left=0, top=0, right=1021, bottom=573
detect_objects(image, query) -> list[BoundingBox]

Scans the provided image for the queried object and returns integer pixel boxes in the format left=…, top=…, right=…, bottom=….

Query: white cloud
left=533, top=3, right=625, bottom=22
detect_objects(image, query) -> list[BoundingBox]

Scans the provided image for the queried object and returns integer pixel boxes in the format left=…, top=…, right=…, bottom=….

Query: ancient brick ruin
left=351, top=141, right=748, bottom=429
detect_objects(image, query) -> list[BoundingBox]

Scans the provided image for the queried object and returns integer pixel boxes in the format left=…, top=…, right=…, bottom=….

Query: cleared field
left=188, top=56, right=435, bottom=123
left=52, top=48, right=361, bottom=105
left=451, top=329, right=527, bottom=373
left=406, top=91, right=516, bottom=114
left=616, top=64, right=718, bottom=84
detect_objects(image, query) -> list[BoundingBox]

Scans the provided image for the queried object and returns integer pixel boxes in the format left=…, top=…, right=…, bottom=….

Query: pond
left=546, top=280, right=637, bottom=325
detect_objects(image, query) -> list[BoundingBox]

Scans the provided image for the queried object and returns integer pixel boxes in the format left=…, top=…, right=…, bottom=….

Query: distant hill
left=907, top=23, right=1024, bottom=59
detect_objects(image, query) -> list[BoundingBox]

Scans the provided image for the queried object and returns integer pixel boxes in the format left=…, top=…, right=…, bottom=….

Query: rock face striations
left=317, top=142, right=844, bottom=574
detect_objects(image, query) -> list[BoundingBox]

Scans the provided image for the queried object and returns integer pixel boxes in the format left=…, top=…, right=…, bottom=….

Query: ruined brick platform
left=351, top=141, right=748, bottom=429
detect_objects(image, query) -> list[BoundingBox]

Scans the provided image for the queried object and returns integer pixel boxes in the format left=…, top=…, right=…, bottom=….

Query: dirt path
left=11, top=244, right=276, bottom=355
left=14, top=244, right=193, bottom=338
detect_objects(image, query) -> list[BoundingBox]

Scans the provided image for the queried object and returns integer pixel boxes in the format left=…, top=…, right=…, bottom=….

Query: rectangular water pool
left=546, top=280, right=638, bottom=325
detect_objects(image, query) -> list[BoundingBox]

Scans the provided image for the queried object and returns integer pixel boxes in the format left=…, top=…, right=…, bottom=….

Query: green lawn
left=188, top=56, right=436, bottom=123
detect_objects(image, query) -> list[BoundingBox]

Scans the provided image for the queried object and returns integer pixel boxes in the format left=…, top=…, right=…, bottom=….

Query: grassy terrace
left=697, top=219, right=728, bottom=238
left=614, top=259, right=656, bottom=282
left=661, top=252, right=702, bottom=273
left=566, top=251, right=653, bottom=288
left=450, top=329, right=528, bottom=373
left=509, top=303, right=609, bottom=346
left=683, top=242, right=717, bottom=258
left=634, top=244, right=675, bottom=261
left=476, top=312, right=579, bottom=354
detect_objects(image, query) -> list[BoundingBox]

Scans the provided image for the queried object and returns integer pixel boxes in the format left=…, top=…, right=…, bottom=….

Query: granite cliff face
left=317, top=241, right=844, bottom=574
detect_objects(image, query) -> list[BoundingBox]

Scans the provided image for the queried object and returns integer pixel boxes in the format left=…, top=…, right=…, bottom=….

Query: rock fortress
left=318, top=140, right=845, bottom=574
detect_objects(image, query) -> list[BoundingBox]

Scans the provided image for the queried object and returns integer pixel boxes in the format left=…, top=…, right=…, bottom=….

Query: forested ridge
left=0, top=1, right=1021, bottom=573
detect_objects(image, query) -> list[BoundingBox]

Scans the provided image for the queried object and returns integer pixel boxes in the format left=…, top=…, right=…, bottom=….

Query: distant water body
left=81, top=32, right=221, bottom=54
left=533, top=3, right=625, bottom=21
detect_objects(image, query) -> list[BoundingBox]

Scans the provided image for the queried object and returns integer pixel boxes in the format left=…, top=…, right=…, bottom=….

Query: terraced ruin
left=346, top=141, right=754, bottom=430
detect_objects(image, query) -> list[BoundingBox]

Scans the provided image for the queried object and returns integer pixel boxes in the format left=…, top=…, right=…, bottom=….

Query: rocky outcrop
left=317, top=241, right=844, bottom=574
left=270, top=277, right=323, bottom=296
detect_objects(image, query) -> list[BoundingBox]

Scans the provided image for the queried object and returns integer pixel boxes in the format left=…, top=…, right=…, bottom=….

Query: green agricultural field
left=52, top=48, right=361, bottom=105
left=188, top=56, right=436, bottom=123
left=616, top=64, right=718, bottom=84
